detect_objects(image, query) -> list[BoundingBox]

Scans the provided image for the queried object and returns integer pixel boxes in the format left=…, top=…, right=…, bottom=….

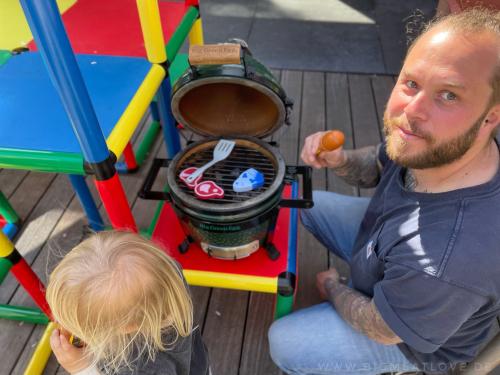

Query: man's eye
left=440, top=91, right=457, bottom=101
left=405, top=80, right=417, bottom=89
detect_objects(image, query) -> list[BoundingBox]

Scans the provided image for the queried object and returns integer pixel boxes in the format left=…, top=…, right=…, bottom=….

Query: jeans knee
left=299, top=190, right=324, bottom=229
left=268, top=319, right=296, bottom=372
left=268, top=320, right=284, bottom=361
left=299, top=204, right=313, bottom=230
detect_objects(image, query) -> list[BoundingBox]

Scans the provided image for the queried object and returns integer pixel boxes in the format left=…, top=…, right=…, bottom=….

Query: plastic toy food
left=316, top=130, right=345, bottom=155
left=179, top=167, right=203, bottom=189
left=233, top=168, right=264, bottom=193
left=195, top=181, right=225, bottom=199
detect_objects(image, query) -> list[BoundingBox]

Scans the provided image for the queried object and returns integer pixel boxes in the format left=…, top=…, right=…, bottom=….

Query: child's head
left=46, top=231, right=193, bottom=371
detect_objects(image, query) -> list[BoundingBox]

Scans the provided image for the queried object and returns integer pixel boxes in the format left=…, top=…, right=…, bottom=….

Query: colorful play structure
left=0, top=0, right=302, bottom=373
left=0, top=190, right=20, bottom=239
left=0, top=0, right=203, bottom=373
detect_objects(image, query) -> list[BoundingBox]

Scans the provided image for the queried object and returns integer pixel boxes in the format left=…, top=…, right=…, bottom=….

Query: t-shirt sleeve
left=373, top=264, right=487, bottom=353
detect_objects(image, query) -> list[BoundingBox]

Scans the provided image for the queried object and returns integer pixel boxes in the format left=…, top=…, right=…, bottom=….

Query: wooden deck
left=2, top=69, right=497, bottom=375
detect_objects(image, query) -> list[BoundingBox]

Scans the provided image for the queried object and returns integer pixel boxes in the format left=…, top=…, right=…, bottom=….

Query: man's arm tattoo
left=324, top=278, right=402, bottom=345
left=333, top=145, right=382, bottom=188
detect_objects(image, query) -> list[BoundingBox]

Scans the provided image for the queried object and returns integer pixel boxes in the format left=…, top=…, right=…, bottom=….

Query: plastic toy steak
left=180, top=167, right=203, bottom=189
left=195, top=181, right=225, bottom=199
left=233, top=168, right=264, bottom=192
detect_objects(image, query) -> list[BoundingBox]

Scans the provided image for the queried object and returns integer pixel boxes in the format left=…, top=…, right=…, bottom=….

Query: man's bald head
left=408, top=8, right=500, bottom=106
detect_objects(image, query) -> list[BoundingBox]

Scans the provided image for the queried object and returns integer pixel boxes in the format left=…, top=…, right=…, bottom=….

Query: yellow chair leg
left=23, top=322, right=56, bottom=375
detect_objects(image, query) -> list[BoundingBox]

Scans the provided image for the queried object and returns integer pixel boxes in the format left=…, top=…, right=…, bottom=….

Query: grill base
left=150, top=184, right=297, bottom=279
left=201, top=240, right=260, bottom=260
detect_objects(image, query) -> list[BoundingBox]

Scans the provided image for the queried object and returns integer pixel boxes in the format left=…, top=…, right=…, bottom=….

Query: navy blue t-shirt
left=350, top=143, right=500, bottom=374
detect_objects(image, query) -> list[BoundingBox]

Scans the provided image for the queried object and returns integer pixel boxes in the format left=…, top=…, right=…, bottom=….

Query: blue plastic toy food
left=233, top=168, right=264, bottom=192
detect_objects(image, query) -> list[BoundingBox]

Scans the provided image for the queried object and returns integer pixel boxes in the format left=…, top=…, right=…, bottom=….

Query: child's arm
left=50, top=329, right=102, bottom=375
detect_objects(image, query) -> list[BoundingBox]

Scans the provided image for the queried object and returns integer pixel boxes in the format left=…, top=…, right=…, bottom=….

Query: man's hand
left=50, top=328, right=91, bottom=374
left=301, top=134, right=382, bottom=188
left=316, top=268, right=340, bottom=299
left=301, top=131, right=346, bottom=169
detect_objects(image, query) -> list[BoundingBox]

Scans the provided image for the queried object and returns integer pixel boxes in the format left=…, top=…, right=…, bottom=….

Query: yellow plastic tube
left=107, top=64, right=165, bottom=159
left=188, top=18, right=204, bottom=46
left=23, top=322, right=56, bottom=375
left=0, top=0, right=75, bottom=50
left=0, top=231, right=15, bottom=258
left=184, top=270, right=277, bottom=293
left=136, top=0, right=167, bottom=63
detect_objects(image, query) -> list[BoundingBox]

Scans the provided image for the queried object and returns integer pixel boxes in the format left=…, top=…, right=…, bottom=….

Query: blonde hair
left=46, top=231, right=193, bottom=372
left=409, top=7, right=500, bottom=105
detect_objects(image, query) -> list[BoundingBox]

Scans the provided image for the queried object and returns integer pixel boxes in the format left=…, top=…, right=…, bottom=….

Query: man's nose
left=404, top=91, right=429, bottom=122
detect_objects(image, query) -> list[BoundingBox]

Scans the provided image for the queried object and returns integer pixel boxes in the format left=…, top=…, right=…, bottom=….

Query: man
left=269, top=8, right=500, bottom=375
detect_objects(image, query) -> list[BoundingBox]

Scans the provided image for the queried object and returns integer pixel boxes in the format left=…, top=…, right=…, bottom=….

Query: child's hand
left=50, top=328, right=91, bottom=374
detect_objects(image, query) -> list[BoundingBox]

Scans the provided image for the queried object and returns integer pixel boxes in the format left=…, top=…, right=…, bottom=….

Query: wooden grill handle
left=189, top=44, right=241, bottom=65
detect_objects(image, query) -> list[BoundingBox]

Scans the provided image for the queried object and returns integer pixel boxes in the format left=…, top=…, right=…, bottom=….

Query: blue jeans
left=269, top=191, right=419, bottom=375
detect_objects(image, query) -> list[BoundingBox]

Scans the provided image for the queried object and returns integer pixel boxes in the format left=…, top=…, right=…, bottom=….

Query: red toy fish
left=195, top=181, right=225, bottom=199
left=179, top=167, right=203, bottom=189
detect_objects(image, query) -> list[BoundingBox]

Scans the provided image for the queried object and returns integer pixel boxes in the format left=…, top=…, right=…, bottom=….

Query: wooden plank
left=4, top=172, right=56, bottom=228
left=348, top=74, right=382, bottom=198
left=239, top=69, right=300, bottom=375
left=371, top=74, right=396, bottom=132
left=295, top=71, right=329, bottom=310
left=239, top=293, right=279, bottom=375
left=0, top=169, right=28, bottom=198
left=0, top=173, right=67, bottom=304
left=11, top=194, right=89, bottom=375
left=324, top=73, right=357, bottom=277
left=325, top=73, right=357, bottom=197
left=275, top=70, right=302, bottom=165
left=41, top=354, right=60, bottom=375
left=0, top=174, right=77, bottom=374
left=202, top=289, right=248, bottom=375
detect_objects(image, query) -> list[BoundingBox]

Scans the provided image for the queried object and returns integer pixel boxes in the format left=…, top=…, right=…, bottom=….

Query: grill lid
left=170, top=43, right=293, bottom=138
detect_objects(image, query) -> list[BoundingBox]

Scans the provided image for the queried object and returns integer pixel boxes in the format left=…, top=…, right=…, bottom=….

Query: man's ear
left=482, top=104, right=500, bottom=139
left=483, top=103, right=500, bottom=128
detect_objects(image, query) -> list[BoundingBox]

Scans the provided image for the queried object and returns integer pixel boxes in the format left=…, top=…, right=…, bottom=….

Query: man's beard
left=383, top=112, right=485, bottom=169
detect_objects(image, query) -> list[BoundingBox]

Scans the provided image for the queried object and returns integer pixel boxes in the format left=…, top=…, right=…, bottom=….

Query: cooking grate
left=176, top=144, right=276, bottom=203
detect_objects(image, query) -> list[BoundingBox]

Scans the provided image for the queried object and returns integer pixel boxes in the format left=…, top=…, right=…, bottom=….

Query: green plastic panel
left=0, top=149, right=85, bottom=174
left=0, top=258, right=12, bottom=284
left=0, top=50, right=11, bottom=67
left=0, top=304, right=49, bottom=324
left=0, top=190, right=18, bottom=223
left=274, top=294, right=294, bottom=319
left=165, top=6, right=198, bottom=63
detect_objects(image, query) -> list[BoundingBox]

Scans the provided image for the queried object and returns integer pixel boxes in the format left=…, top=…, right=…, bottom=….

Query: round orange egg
left=320, top=130, right=345, bottom=151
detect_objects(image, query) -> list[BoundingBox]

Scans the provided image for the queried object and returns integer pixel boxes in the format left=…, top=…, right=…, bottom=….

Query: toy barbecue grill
left=141, top=42, right=312, bottom=260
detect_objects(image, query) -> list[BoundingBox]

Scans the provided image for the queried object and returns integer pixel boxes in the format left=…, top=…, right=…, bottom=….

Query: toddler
left=46, top=231, right=209, bottom=375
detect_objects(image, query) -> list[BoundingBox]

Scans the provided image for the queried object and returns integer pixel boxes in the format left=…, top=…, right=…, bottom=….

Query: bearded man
left=269, top=8, right=500, bottom=375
